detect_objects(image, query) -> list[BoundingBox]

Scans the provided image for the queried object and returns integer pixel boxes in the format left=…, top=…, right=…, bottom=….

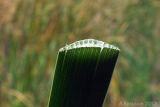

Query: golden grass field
left=0, top=0, right=160, bottom=107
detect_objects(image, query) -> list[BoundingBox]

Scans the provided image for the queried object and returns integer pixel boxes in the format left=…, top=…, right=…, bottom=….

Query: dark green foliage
left=1, top=0, right=160, bottom=107
left=48, top=39, right=119, bottom=107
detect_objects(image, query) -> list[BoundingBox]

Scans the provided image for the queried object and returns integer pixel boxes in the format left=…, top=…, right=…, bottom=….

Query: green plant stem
left=48, top=39, right=119, bottom=107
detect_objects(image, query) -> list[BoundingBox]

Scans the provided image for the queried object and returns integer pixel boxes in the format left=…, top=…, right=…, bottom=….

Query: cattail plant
left=48, top=39, right=120, bottom=107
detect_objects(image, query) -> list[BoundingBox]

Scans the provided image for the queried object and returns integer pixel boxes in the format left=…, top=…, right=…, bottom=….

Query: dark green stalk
left=48, top=39, right=120, bottom=107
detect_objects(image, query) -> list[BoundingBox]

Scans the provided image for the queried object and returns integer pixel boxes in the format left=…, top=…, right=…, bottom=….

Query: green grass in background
left=0, top=0, right=160, bottom=107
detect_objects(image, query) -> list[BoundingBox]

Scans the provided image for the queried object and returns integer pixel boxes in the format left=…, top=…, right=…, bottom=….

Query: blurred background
left=0, top=0, right=160, bottom=107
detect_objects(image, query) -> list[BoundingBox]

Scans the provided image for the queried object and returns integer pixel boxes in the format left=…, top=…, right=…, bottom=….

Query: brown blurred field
left=0, top=0, right=160, bottom=107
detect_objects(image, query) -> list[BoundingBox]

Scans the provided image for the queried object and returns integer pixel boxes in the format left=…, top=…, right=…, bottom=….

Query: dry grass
left=0, top=0, right=160, bottom=107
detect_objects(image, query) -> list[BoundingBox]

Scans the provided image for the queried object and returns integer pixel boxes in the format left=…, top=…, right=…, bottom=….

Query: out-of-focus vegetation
left=0, top=0, right=160, bottom=107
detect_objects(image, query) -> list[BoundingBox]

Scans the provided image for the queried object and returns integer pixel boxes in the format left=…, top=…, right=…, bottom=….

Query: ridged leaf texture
left=48, top=39, right=120, bottom=107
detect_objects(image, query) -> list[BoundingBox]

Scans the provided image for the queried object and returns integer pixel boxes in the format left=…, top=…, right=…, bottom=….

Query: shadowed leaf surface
left=48, top=39, right=119, bottom=107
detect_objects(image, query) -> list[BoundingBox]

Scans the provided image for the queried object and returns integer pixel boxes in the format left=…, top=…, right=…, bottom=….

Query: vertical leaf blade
left=48, top=39, right=120, bottom=107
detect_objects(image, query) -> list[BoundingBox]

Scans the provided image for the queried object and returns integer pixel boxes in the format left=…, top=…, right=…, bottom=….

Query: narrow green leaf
left=48, top=39, right=120, bottom=107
